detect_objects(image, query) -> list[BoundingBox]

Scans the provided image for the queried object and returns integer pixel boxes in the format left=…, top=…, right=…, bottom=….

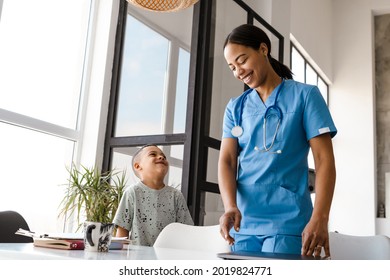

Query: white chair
left=329, top=231, right=390, bottom=260
left=153, top=223, right=231, bottom=254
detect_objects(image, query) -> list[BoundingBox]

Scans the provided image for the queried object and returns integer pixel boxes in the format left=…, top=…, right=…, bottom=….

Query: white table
left=0, top=243, right=222, bottom=260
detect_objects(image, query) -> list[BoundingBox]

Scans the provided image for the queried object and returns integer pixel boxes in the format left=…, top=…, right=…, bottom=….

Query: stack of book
left=15, top=228, right=130, bottom=250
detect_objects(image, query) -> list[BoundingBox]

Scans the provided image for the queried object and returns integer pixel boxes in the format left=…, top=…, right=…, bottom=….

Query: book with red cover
left=33, top=238, right=85, bottom=250
left=17, top=229, right=129, bottom=250
left=33, top=238, right=126, bottom=250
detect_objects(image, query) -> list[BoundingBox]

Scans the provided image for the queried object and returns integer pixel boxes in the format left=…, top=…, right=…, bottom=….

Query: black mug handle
left=86, top=224, right=96, bottom=246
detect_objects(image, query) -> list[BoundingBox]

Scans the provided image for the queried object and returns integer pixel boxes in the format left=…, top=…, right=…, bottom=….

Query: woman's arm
left=218, top=137, right=241, bottom=245
left=301, top=133, right=336, bottom=257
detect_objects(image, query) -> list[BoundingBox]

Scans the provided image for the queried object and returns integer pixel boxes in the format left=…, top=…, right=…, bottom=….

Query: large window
left=114, top=16, right=170, bottom=137
left=290, top=41, right=329, bottom=187
left=0, top=0, right=93, bottom=232
left=106, top=8, right=192, bottom=190
left=114, top=15, right=189, bottom=138
left=291, top=43, right=329, bottom=104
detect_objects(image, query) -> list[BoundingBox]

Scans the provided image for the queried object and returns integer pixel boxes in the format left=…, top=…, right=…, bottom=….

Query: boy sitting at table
left=113, top=144, right=194, bottom=246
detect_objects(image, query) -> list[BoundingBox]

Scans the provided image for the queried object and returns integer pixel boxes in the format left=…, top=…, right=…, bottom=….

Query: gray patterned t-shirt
left=113, top=181, right=194, bottom=246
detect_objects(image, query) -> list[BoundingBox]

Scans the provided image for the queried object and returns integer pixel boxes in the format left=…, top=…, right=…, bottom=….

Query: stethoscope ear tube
left=231, top=79, right=285, bottom=153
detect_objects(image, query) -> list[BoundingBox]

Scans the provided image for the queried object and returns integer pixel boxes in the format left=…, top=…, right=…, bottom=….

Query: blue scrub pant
left=231, top=233, right=302, bottom=254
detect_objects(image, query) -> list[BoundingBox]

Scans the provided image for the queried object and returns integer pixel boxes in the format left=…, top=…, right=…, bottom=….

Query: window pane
left=173, top=48, right=190, bottom=133
left=114, top=15, right=169, bottom=137
left=206, top=148, right=219, bottom=184
left=291, top=44, right=329, bottom=106
left=0, top=0, right=91, bottom=129
left=0, top=123, right=75, bottom=233
left=254, top=21, right=280, bottom=64
left=111, top=145, right=184, bottom=189
left=209, top=0, right=247, bottom=140
left=203, top=192, right=224, bottom=226
left=170, top=144, right=184, bottom=161
left=305, top=64, right=317, bottom=86
left=317, top=77, right=328, bottom=104
left=291, top=47, right=305, bottom=83
left=308, top=149, right=315, bottom=169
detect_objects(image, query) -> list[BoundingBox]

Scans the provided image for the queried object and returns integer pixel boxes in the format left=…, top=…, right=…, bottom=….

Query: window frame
left=118, top=8, right=191, bottom=137
left=290, top=42, right=329, bottom=105
left=103, top=2, right=192, bottom=194
left=0, top=0, right=98, bottom=232
left=0, top=0, right=4, bottom=22
left=0, top=0, right=96, bottom=159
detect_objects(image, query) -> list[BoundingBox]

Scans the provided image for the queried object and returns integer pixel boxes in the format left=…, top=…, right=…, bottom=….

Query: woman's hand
left=301, top=217, right=330, bottom=257
left=219, top=207, right=242, bottom=245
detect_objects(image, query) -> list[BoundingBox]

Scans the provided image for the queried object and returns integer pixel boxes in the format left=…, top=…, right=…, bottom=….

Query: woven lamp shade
left=127, top=0, right=199, bottom=12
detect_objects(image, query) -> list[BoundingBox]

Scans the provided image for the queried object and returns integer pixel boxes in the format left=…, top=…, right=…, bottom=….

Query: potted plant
left=59, top=164, right=127, bottom=231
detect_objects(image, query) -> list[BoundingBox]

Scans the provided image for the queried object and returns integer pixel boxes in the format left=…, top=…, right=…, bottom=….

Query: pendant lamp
left=127, top=0, right=199, bottom=12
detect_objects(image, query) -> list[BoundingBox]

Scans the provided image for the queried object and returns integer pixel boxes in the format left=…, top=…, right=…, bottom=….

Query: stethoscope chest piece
left=231, top=125, right=243, bottom=137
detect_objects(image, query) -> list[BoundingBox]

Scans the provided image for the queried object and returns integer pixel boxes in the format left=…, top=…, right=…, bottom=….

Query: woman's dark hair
left=224, top=24, right=293, bottom=80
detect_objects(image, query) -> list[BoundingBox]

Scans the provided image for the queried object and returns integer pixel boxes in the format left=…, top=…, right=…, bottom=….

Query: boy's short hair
left=132, top=144, right=158, bottom=177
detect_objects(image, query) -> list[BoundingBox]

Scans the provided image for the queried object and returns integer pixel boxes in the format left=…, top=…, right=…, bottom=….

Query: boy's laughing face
left=134, top=146, right=169, bottom=179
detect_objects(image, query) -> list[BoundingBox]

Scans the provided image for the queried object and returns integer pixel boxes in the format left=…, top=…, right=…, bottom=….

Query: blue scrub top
left=222, top=79, right=337, bottom=236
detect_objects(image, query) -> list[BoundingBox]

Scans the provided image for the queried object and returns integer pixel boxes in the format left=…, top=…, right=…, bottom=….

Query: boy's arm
left=116, top=226, right=129, bottom=237
left=112, top=187, right=134, bottom=233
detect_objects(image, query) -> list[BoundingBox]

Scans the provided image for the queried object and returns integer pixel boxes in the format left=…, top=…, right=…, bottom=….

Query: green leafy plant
left=59, top=164, right=127, bottom=229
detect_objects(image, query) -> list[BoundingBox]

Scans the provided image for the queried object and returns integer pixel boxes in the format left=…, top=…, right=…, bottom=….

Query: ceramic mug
left=83, top=221, right=115, bottom=252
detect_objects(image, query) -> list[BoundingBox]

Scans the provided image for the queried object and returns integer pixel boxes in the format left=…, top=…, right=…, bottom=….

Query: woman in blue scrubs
left=218, top=24, right=337, bottom=258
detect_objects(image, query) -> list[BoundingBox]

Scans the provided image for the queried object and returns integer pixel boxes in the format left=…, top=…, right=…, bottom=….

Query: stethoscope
left=231, top=79, right=285, bottom=154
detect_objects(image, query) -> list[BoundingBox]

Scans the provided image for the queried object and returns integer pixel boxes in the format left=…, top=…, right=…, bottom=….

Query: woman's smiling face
left=224, top=42, right=269, bottom=89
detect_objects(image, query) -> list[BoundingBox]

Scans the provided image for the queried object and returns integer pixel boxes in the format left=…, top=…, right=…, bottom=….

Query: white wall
left=331, top=0, right=376, bottom=235
left=291, top=0, right=390, bottom=235
left=331, top=0, right=390, bottom=235
left=290, top=0, right=333, bottom=81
